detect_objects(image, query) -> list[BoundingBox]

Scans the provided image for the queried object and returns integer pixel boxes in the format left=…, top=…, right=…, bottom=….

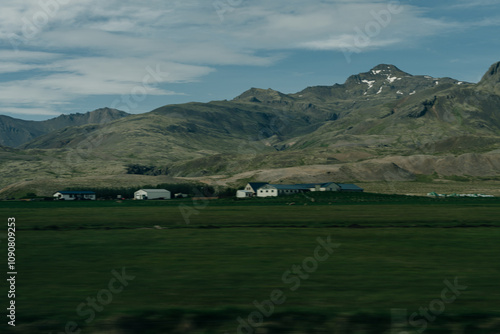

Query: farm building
left=256, top=183, right=345, bottom=197
left=256, top=184, right=279, bottom=197
left=240, top=182, right=363, bottom=198
left=244, top=182, right=269, bottom=195
left=296, top=183, right=341, bottom=192
left=338, top=184, right=364, bottom=192
left=134, top=189, right=171, bottom=200
left=53, top=191, right=96, bottom=201
left=236, top=190, right=254, bottom=198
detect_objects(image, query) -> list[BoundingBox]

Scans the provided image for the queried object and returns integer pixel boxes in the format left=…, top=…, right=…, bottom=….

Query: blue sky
left=0, top=0, right=499, bottom=120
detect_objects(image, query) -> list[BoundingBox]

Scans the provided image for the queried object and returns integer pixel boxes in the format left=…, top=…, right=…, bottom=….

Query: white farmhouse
left=256, top=184, right=279, bottom=197
left=134, top=189, right=171, bottom=200
left=53, top=191, right=96, bottom=201
left=243, top=182, right=269, bottom=195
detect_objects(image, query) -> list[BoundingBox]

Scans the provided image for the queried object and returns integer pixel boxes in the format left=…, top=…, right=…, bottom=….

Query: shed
left=236, top=190, right=253, bottom=198
left=53, top=191, right=96, bottom=201
left=134, top=189, right=171, bottom=200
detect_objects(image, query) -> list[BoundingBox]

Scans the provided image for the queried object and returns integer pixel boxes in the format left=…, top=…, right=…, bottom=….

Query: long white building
left=134, top=189, right=171, bottom=200
left=237, top=182, right=363, bottom=198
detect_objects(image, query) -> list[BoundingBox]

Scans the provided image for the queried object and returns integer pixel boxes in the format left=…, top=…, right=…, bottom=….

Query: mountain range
left=1, top=62, right=500, bottom=197
left=0, top=108, right=129, bottom=147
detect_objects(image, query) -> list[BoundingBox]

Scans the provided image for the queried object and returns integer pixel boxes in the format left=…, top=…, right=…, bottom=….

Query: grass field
left=2, top=192, right=500, bottom=230
left=1, top=192, right=500, bottom=333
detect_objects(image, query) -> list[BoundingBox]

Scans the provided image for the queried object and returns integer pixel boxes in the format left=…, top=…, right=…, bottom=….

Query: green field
left=1, top=193, right=500, bottom=333
left=3, top=192, right=500, bottom=230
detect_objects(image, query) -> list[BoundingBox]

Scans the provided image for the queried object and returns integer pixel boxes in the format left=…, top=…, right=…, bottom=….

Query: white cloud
left=0, top=0, right=466, bottom=116
left=0, top=50, right=60, bottom=61
left=473, top=17, right=500, bottom=27
left=451, top=0, right=500, bottom=8
left=299, top=35, right=402, bottom=51
left=0, top=62, right=43, bottom=73
left=0, top=107, right=61, bottom=116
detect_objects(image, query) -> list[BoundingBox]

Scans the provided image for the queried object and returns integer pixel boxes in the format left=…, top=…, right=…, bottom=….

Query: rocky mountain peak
left=484, top=61, right=500, bottom=77
left=344, top=64, right=410, bottom=87
left=478, top=61, right=500, bottom=94
left=233, top=87, right=290, bottom=103
left=369, top=64, right=409, bottom=76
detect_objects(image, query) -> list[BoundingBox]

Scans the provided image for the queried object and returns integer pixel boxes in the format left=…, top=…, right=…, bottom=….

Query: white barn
left=134, top=189, right=171, bottom=200
left=53, top=191, right=96, bottom=201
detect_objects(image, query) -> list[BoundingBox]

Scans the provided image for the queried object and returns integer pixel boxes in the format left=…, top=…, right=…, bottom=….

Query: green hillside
left=1, top=62, right=500, bottom=195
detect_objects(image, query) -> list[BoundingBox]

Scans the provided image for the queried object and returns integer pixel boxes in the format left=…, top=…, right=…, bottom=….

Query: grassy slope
left=2, top=75, right=500, bottom=192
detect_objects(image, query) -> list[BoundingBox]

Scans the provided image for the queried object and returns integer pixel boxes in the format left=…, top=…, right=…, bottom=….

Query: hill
left=1, top=62, right=500, bottom=197
left=0, top=107, right=129, bottom=147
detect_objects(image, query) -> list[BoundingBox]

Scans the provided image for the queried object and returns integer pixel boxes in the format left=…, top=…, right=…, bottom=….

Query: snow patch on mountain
left=387, top=76, right=398, bottom=83
left=362, top=80, right=375, bottom=89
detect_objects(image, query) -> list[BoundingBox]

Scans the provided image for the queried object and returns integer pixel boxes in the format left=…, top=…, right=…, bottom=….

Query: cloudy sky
left=0, top=0, right=499, bottom=120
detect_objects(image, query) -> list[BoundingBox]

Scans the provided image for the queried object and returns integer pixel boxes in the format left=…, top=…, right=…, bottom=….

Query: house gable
left=246, top=182, right=269, bottom=193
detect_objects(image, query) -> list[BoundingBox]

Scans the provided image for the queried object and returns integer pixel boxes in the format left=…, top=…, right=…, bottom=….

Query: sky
left=0, top=0, right=499, bottom=121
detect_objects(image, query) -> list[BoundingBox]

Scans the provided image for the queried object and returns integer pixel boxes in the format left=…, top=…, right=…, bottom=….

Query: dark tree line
left=126, top=164, right=169, bottom=176
left=63, top=183, right=236, bottom=200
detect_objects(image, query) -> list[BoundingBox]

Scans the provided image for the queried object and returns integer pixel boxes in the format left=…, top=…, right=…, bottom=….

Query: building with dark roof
left=53, top=191, right=96, bottom=201
left=338, top=184, right=364, bottom=192
left=239, top=182, right=363, bottom=198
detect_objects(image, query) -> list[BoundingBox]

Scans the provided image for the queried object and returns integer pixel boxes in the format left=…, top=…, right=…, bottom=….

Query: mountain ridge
left=478, top=61, right=500, bottom=94
left=1, top=62, right=499, bottom=195
left=0, top=107, right=129, bottom=148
